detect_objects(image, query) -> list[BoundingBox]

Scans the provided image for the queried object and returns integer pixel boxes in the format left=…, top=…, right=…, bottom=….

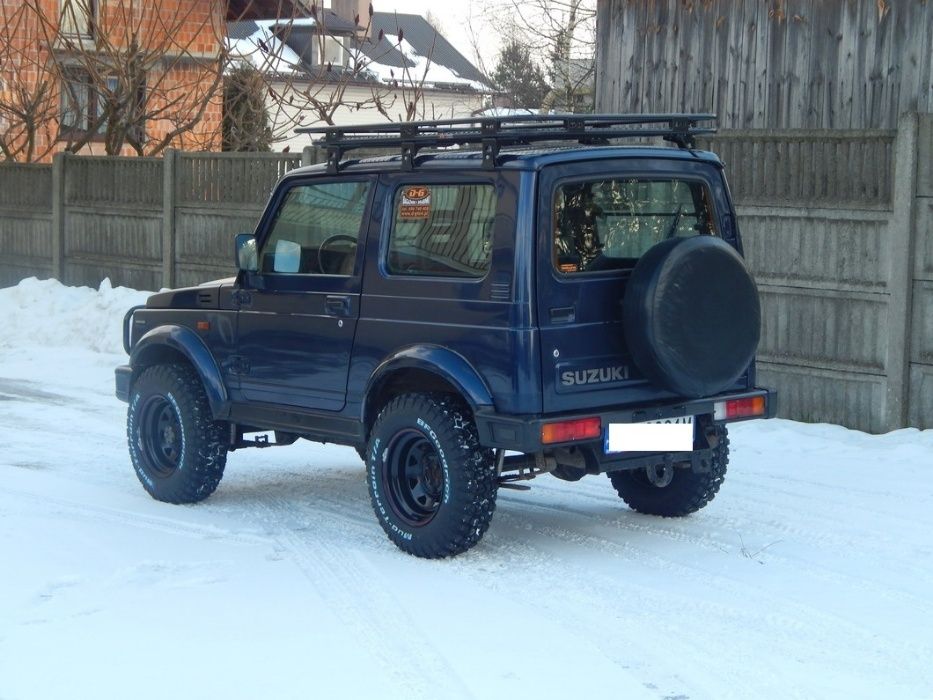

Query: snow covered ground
left=1, top=277, right=931, bottom=699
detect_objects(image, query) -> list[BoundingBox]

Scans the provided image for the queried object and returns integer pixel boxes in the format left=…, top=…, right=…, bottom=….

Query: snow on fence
left=0, top=124, right=930, bottom=432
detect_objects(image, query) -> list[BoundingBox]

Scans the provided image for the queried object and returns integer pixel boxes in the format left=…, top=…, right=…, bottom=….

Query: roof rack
left=296, top=113, right=717, bottom=173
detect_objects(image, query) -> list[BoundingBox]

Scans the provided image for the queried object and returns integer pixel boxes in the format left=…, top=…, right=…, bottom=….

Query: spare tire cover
left=622, top=236, right=760, bottom=398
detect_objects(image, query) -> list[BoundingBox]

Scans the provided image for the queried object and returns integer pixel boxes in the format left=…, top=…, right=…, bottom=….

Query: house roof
left=369, top=13, right=493, bottom=88
left=226, top=12, right=494, bottom=93
left=227, top=0, right=299, bottom=21
left=228, top=20, right=261, bottom=42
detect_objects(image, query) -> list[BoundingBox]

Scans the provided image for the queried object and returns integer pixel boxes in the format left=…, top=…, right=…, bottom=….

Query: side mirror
left=235, top=233, right=258, bottom=272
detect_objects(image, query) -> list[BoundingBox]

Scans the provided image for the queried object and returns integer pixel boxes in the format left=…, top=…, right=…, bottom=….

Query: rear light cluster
left=541, top=417, right=601, bottom=444
left=714, top=396, right=766, bottom=421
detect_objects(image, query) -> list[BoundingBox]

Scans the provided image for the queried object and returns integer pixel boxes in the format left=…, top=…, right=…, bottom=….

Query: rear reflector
left=714, top=396, right=766, bottom=421
left=541, top=417, right=602, bottom=444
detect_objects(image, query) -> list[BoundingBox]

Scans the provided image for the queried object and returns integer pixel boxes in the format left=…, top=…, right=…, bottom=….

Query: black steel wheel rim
left=139, top=395, right=182, bottom=478
left=382, top=429, right=444, bottom=527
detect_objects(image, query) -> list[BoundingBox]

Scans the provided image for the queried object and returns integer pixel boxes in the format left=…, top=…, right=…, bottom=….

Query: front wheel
left=127, top=363, right=228, bottom=504
left=366, top=394, right=497, bottom=558
left=608, top=425, right=729, bottom=516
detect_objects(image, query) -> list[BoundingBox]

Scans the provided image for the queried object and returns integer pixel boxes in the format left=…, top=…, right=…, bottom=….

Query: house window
left=320, top=36, right=344, bottom=67
left=59, top=0, right=96, bottom=37
left=60, top=70, right=94, bottom=133
left=60, top=70, right=146, bottom=141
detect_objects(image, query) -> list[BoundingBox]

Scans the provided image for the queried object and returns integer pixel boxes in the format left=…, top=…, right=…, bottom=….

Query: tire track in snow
left=0, top=486, right=271, bottom=547
left=469, top=494, right=933, bottom=695
left=247, top=493, right=472, bottom=700
left=531, top=476, right=933, bottom=614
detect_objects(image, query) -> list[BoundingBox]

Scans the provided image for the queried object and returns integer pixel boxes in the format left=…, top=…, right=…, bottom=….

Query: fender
left=129, top=325, right=229, bottom=417
left=364, top=345, right=494, bottom=422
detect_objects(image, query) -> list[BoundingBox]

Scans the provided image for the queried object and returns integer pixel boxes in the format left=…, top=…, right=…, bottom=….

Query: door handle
left=549, top=306, right=575, bottom=324
left=325, top=295, right=350, bottom=316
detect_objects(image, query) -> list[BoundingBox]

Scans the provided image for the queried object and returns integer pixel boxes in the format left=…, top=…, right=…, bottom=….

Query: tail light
left=541, top=417, right=601, bottom=444
left=714, top=396, right=766, bottom=421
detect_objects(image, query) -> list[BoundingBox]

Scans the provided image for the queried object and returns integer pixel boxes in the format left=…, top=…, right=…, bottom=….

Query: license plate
left=604, top=416, right=694, bottom=454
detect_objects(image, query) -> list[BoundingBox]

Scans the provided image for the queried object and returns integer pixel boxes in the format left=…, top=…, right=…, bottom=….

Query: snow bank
left=0, top=277, right=150, bottom=355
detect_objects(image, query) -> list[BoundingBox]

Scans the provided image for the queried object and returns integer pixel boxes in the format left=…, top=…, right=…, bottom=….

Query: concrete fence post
left=884, top=113, right=920, bottom=431
left=162, top=148, right=177, bottom=289
left=50, top=152, right=67, bottom=282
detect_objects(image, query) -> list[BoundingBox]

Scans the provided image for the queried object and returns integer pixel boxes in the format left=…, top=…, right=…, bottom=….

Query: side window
left=260, top=180, right=371, bottom=275
left=387, top=183, right=497, bottom=278
left=553, top=178, right=717, bottom=275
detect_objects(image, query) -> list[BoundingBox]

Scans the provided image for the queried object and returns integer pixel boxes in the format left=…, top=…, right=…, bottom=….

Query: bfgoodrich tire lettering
left=608, top=425, right=729, bottom=517
left=127, top=363, right=228, bottom=504
left=366, top=393, right=497, bottom=558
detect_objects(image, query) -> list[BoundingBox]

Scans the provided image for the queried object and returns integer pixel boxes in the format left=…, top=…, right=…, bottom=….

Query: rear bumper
left=474, top=387, right=776, bottom=452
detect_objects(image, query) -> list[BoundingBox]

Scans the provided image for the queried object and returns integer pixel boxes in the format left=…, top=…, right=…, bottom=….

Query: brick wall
left=0, top=0, right=224, bottom=161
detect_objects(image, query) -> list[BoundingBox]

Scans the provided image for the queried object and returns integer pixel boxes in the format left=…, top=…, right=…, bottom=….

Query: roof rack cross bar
left=298, top=114, right=717, bottom=171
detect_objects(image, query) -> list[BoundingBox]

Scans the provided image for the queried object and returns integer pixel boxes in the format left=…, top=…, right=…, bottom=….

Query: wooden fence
left=595, top=0, right=933, bottom=130
left=0, top=150, right=302, bottom=291
left=0, top=124, right=930, bottom=431
left=0, top=164, right=54, bottom=287
left=699, top=116, right=931, bottom=432
left=697, top=130, right=896, bottom=207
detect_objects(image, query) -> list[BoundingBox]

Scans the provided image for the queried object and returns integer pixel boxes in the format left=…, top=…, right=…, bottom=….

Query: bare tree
left=1, top=0, right=230, bottom=160
left=423, top=10, right=444, bottom=36
left=234, top=3, right=378, bottom=137
left=370, top=19, right=438, bottom=122
left=232, top=3, right=441, bottom=139
left=0, top=2, right=62, bottom=162
left=484, top=0, right=596, bottom=112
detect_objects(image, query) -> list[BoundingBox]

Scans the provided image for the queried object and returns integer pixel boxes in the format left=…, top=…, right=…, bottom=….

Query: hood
left=147, top=278, right=234, bottom=309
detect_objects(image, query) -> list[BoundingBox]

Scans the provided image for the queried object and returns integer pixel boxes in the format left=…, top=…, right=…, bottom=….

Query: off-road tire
left=366, top=393, right=497, bottom=558
left=608, top=426, right=729, bottom=516
left=127, top=363, right=228, bottom=504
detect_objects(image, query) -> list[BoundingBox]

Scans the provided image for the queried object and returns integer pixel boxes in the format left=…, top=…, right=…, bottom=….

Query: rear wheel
left=608, top=426, right=729, bottom=516
left=366, top=393, right=497, bottom=558
left=127, top=363, right=228, bottom=504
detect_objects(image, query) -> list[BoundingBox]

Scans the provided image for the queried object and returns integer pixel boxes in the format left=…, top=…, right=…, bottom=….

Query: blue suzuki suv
left=116, top=115, right=775, bottom=558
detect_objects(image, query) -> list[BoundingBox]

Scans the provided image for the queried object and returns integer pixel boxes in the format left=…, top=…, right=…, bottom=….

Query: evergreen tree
left=223, top=63, right=273, bottom=152
left=491, top=40, right=551, bottom=109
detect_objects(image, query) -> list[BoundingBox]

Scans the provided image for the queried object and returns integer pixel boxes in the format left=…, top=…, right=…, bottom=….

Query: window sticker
left=399, top=185, right=431, bottom=220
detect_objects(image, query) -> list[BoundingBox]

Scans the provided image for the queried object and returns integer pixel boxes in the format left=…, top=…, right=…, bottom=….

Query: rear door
left=349, top=172, right=537, bottom=416
left=535, top=158, right=725, bottom=413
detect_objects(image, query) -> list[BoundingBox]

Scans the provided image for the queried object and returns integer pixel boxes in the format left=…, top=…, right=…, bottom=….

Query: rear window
left=553, top=178, right=717, bottom=275
left=387, top=183, right=497, bottom=278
